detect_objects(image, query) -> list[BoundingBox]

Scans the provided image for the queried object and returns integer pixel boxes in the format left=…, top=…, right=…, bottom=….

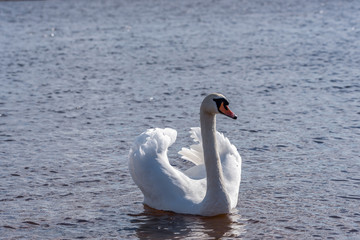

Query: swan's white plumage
left=129, top=126, right=241, bottom=216
left=181, top=127, right=241, bottom=207
left=129, top=93, right=241, bottom=216
left=178, top=127, right=204, bottom=165
left=129, top=128, right=205, bottom=214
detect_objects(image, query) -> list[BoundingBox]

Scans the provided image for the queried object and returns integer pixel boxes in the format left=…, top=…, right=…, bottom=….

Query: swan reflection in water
left=129, top=205, right=246, bottom=239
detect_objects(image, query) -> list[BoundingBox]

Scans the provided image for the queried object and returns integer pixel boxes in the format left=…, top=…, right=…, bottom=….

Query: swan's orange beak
left=219, top=102, right=237, bottom=119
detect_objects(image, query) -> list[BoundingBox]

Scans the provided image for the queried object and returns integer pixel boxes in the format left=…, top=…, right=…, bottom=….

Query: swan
left=128, top=93, right=241, bottom=216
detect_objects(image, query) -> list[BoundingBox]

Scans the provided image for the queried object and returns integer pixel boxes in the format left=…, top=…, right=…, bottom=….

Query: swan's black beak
left=219, top=102, right=237, bottom=119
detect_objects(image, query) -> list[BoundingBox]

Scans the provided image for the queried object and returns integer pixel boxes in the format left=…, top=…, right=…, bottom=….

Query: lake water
left=1, top=0, right=359, bottom=239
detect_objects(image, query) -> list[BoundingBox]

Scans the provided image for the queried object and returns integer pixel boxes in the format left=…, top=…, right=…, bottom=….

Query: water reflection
left=129, top=205, right=246, bottom=239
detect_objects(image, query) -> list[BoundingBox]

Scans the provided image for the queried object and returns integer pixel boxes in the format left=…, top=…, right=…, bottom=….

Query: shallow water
left=1, top=0, right=359, bottom=239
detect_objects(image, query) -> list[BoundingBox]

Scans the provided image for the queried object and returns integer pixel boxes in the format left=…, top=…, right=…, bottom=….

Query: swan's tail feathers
left=178, top=127, right=204, bottom=166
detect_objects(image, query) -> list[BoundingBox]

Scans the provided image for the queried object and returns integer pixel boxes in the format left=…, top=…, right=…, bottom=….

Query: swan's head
left=201, top=93, right=237, bottom=119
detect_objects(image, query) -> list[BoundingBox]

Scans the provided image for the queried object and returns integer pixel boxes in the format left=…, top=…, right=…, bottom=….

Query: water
left=1, top=0, right=359, bottom=238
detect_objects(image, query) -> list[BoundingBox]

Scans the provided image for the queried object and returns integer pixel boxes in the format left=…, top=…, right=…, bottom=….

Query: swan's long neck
left=200, top=112, right=223, bottom=189
left=200, top=111, right=230, bottom=213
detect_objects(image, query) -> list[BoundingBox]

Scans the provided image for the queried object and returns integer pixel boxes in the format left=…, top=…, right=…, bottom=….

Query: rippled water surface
left=1, top=0, right=360, bottom=239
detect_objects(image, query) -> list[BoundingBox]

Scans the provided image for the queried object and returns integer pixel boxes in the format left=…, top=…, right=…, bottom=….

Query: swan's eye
left=213, top=98, right=229, bottom=110
left=213, top=98, right=237, bottom=119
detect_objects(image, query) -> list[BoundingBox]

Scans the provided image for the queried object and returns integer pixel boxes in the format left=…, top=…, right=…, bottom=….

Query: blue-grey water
left=1, top=0, right=359, bottom=239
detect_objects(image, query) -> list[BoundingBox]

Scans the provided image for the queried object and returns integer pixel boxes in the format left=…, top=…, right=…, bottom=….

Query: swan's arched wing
left=216, top=131, right=242, bottom=208
left=178, top=127, right=241, bottom=208
left=128, top=128, right=205, bottom=212
left=178, top=127, right=204, bottom=165
left=129, top=128, right=178, bottom=192
left=178, top=127, right=241, bottom=168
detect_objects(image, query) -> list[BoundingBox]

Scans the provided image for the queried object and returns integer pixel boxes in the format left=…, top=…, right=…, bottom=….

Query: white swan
left=128, top=93, right=241, bottom=216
